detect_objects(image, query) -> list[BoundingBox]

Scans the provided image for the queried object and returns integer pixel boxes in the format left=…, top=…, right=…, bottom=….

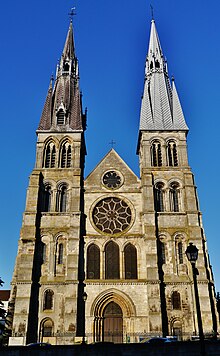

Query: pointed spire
left=62, top=21, right=75, bottom=62
left=138, top=20, right=188, bottom=132
left=37, top=22, right=84, bottom=132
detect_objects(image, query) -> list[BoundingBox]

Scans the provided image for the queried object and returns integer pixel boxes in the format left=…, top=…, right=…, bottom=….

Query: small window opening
left=57, top=109, right=65, bottom=125
left=58, top=243, right=63, bottom=264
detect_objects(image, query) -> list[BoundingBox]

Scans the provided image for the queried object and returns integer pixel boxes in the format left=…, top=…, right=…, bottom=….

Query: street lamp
left=186, top=243, right=205, bottom=355
left=82, top=291, right=87, bottom=344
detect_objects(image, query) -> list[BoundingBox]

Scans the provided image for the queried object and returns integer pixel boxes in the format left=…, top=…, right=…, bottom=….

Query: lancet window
left=177, top=241, right=183, bottom=264
left=167, top=140, right=178, bottom=166
left=58, top=243, right=64, bottom=264
left=170, top=182, right=180, bottom=212
left=105, top=241, right=119, bottom=279
left=159, top=241, right=166, bottom=264
left=87, top=244, right=100, bottom=279
left=154, top=182, right=164, bottom=212
left=43, top=185, right=52, bottom=212
left=43, top=290, right=54, bottom=310
left=171, top=291, right=181, bottom=310
left=56, top=184, right=68, bottom=212
left=151, top=140, right=162, bottom=166
left=44, top=142, right=56, bottom=168
left=60, top=142, right=72, bottom=168
left=124, top=243, right=137, bottom=279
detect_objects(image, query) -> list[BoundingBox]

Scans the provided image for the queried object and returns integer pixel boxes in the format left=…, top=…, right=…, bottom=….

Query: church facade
left=8, top=18, right=218, bottom=345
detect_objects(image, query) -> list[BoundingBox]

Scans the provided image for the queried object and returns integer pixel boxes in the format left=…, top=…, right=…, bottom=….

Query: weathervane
left=109, top=140, right=116, bottom=148
left=69, top=7, right=76, bottom=22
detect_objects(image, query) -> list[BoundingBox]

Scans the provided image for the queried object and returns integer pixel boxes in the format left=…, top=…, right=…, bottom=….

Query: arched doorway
left=171, top=320, right=182, bottom=340
left=103, top=302, right=123, bottom=343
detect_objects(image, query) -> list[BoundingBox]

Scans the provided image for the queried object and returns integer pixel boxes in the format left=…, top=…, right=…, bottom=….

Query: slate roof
left=37, top=22, right=84, bottom=132
left=139, top=20, right=188, bottom=132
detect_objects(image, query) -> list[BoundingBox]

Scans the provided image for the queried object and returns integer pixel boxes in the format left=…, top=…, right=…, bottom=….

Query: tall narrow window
left=44, top=185, right=51, bottom=212
left=124, top=244, right=137, bottom=279
left=43, top=290, right=54, bottom=310
left=60, top=142, right=71, bottom=168
left=154, top=182, right=164, bottom=212
left=151, top=141, right=162, bottom=167
left=56, top=184, right=68, bottom=212
left=171, top=291, right=181, bottom=310
left=167, top=140, right=178, bottom=166
left=105, top=241, right=119, bottom=279
left=67, top=145, right=71, bottom=167
left=87, top=244, right=100, bottom=279
left=51, top=146, right=56, bottom=168
left=60, top=186, right=67, bottom=212
left=58, top=243, right=63, bottom=264
left=44, top=142, right=56, bottom=168
left=178, top=242, right=183, bottom=264
left=57, top=109, right=65, bottom=125
left=42, top=243, right=46, bottom=264
left=170, top=182, right=179, bottom=212
left=159, top=241, right=166, bottom=264
left=61, top=145, right=67, bottom=168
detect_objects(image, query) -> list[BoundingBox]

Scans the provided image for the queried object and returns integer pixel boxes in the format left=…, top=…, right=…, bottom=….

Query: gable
left=85, top=149, right=140, bottom=192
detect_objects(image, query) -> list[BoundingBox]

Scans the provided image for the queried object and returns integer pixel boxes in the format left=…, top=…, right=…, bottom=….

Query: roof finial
left=68, top=7, right=76, bottom=22
left=150, top=4, right=154, bottom=20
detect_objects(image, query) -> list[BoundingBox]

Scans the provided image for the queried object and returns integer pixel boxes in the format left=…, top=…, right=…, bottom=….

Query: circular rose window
left=92, top=197, right=132, bottom=235
left=102, top=171, right=122, bottom=189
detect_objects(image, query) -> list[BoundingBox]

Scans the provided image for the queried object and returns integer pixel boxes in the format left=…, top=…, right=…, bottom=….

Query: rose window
left=92, top=197, right=132, bottom=234
left=102, top=171, right=122, bottom=189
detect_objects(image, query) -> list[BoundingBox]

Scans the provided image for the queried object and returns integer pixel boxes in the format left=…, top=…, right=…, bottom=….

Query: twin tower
left=8, top=19, right=218, bottom=345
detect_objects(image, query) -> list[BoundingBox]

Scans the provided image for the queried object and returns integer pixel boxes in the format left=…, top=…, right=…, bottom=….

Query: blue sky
left=0, top=0, right=220, bottom=293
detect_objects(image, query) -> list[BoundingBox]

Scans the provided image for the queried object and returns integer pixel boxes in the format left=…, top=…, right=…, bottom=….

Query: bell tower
left=137, top=19, right=217, bottom=337
left=9, top=21, right=86, bottom=345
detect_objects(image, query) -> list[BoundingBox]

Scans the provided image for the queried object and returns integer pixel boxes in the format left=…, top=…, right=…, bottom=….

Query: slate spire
left=138, top=20, right=188, bottom=132
left=38, top=22, right=85, bottom=132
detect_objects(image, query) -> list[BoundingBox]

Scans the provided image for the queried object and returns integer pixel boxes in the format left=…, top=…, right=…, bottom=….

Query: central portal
left=103, top=302, right=123, bottom=343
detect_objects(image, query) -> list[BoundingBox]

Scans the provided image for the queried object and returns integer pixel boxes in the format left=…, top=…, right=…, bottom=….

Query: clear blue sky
left=0, top=0, right=220, bottom=293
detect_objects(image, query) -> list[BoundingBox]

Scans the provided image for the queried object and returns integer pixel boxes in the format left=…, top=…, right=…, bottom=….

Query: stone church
left=8, top=18, right=218, bottom=345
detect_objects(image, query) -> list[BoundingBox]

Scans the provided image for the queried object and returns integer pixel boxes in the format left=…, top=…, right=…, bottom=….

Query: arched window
left=154, top=182, right=164, bottom=212
left=171, top=291, right=181, bottom=310
left=124, top=244, right=137, bottom=279
left=58, top=243, right=63, bottom=264
left=105, top=241, right=119, bottom=279
left=41, top=319, right=53, bottom=337
left=44, top=142, right=56, bottom=168
left=44, top=185, right=51, bottom=212
left=60, top=142, right=72, bottom=168
left=177, top=242, right=183, bottom=264
left=159, top=241, right=166, bottom=264
left=57, top=109, right=65, bottom=125
left=63, top=62, right=69, bottom=72
left=87, top=244, right=100, bottom=279
left=43, top=290, right=54, bottom=310
left=167, top=140, right=178, bottom=166
left=170, top=182, right=180, bottom=212
left=151, top=141, right=162, bottom=167
left=56, top=184, right=68, bottom=212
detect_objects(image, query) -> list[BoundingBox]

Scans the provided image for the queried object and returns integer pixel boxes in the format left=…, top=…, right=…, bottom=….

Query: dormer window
left=63, top=62, right=69, bottom=72
left=57, top=109, right=65, bottom=125
left=155, top=60, right=160, bottom=68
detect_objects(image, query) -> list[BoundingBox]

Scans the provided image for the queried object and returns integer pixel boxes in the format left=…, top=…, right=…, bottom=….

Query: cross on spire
left=69, top=7, right=76, bottom=22
left=109, top=140, right=116, bottom=148
left=150, top=4, right=154, bottom=20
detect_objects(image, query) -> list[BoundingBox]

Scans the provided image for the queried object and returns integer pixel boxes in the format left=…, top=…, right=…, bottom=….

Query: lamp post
left=82, top=291, right=87, bottom=344
left=186, top=243, right=205, bottom=355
